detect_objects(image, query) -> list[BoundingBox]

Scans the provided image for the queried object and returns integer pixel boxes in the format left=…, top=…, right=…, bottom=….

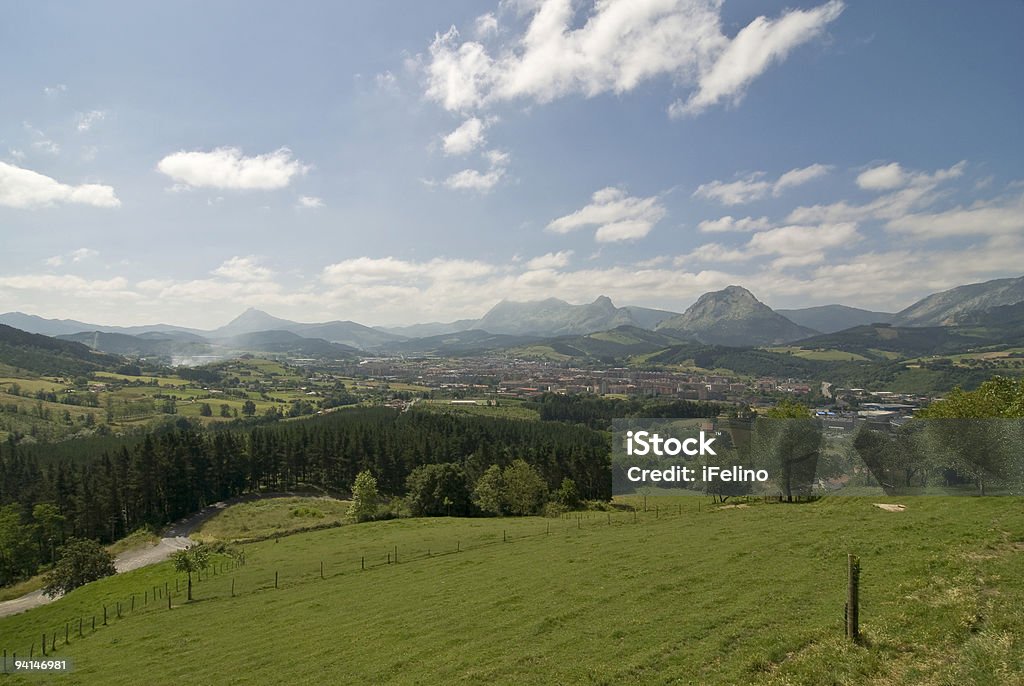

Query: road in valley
left=0, top=491, right=307, bottom=618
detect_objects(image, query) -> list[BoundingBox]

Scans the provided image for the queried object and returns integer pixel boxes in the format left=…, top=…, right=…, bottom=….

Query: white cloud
left=212, top=256, right=275, bottom=282
left=548, top=187, right=666, bottom=242
left=698, top=215, right=772, bottom=233
left=693, top=174, right=770, bottom=205
left=70, top=247, right=98, bottom=262
left=0, top=161, right=120, bottom=209
left=322, top=256, right=495, bottom=286
left=856, top=162, right=906, bottom=191
left=43, top=84, right=67, bottom=97
left=673, top=1, right=844, bottom=115
left=0, top=274, right=130, bottom=295
left=75, top=110, right=106, bottom=132
left=773, top=163, right=831, bottom=196
left=296, top=195, right=324, bottom=209
left=443, top=148, right=510, bottom=192
left=691, top=222, right=859, bottom=265
left=425, top=0, right=842, bottom=116
left=695, top=164, right=831, bottom=205
left=526, top=250, right=573, bottom=270
left=746, top=222, right=858, bottom=256
left=156, top=147, right=309, bottom=190
left=475, top=12, right=499, bottom=37
left=442, top=117, right=487, bottom=155
left=690, top=242, right=750, bottom=263
left=24, top=123, right=60, bottom=155
left=443, top=167, right=505, bottom=191
left=886, top=192, right=1024, bottom=238
left=788, top=161, right=966, bottom=224
left=375, top=71, right=399, bottom=94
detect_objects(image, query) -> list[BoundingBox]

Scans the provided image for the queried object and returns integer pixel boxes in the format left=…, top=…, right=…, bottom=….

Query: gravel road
left=0, top=491, right=304, bottom=618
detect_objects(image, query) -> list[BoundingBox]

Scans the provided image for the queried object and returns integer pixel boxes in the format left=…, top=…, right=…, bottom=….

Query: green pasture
left=191, top=497, right=352, bottom=543
left=1, top=497, right=1021, bottom=684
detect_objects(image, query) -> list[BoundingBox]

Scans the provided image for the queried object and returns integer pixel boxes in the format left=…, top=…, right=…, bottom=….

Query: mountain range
left=1, top=274, right=1022, bottom=360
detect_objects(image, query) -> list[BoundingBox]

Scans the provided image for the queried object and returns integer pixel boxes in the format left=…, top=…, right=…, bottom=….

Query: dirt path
left=0, top=491, right=309, bottom=619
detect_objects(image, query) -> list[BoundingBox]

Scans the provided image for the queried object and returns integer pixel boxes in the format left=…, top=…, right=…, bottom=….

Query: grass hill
left=56, top=331, right=211, bottom=359
left=0, top=324, right=122, bottom=376
left=0, top=497, right=1021, bottom=684
left=381, top=329, right=542, bottom=356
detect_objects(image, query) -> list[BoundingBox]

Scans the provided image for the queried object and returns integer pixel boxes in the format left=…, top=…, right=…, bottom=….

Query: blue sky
left=1, top=0, right=1022, bottom=327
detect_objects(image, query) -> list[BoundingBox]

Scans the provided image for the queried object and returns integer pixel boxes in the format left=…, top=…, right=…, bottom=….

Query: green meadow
left=1, top=497, right=1022, bottom=685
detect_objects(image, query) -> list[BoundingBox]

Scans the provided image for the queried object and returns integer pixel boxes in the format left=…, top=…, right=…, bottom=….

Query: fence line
left=3, top=504, right=706, bottom=662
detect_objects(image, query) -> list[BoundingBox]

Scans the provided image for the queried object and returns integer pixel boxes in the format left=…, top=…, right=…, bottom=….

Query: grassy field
left=766, top=347, right=871, bottom=362
left=191, top=497, right=351, bottom=543
left=417, top=399, right=540, bottom=421
left=1, top=497, right=1022, bottom=684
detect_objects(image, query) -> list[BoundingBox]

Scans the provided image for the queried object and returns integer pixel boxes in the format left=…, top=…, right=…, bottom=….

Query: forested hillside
left=0, top=407, right=610, bottom=585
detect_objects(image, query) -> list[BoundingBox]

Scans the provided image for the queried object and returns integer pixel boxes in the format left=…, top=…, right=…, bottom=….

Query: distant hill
left=376, top=319, right=479, bottom=338
left=223, top=330, right=360, bottom=357
left=777, top=305, right=894, bottom=333
left=791, top=324, right=992, bottom=358
left=656, top=286, right=817, bottom=346
left=507, top=326, right=689, bottom=361
left=57, top=331, right=211, bottom=359
left=619, top=305, right=679, bottom=329
left=0, top=324, right=122, bottom=376
left=0, top=312, right=203, bottom=337
left=380, top=330, right=542, bottom=355
left=475, top=296, right=642, bottom=337
left=892, top=275, right=1024, bottom=326
left=211, top=308, right=404, bottom=350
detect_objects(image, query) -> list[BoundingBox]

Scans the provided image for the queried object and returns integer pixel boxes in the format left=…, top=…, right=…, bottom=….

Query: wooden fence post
left=103, top=606, right=107, bottom=626
left=167, top=592, right=171, bottom=610
left=361, top=556, right=364, bottom=570
left=846, top=554, right=860, bottom=641
left=41, top=634, right=46, bottom=656
left=275, top=571, right=279, bottom=589
left=320, top=561, right=324, bottom=579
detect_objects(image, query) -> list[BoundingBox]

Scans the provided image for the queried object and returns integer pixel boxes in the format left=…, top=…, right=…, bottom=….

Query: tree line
left=0, top=407, right=609, bottom=586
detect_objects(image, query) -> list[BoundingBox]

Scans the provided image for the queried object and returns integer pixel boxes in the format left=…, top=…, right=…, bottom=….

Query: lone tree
left=473, top=464, right=505, bottom=516
left=347, top=470, right=380, bottom=522
left=405, top=463, right=471, bottom=516
left=502, top=459, right=548, bottom=515
left=173, top=544, right=210, bottom=601
left=42, top=537, right=116, bottom=598
left=754, top=400, right=822, bottom=502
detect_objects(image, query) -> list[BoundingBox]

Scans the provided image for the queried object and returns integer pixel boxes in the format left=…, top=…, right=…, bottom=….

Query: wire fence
left=2, top=503, right=715, bottom=667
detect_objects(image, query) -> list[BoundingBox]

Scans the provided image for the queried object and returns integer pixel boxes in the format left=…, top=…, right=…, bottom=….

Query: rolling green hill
left=1, top=497, right=1021, bottom=684
left=0, top=324, right=123, bottom=376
